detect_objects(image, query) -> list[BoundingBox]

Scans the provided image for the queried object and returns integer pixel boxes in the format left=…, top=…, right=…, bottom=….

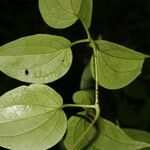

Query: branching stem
left=70, top=21, right=100, bottom=150
left=80, top=21, right=100, bottom=117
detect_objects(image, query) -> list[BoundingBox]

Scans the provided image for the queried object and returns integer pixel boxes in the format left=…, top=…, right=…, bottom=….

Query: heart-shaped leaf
left=0, top=34, right=72, bottom=83
left=90, top=40, right=149, bottom=89
left=0, top=84, right=67, bottom=150
left=39, top=0, right=92, bottom=29
left=64, top=115, right=150, bottom=150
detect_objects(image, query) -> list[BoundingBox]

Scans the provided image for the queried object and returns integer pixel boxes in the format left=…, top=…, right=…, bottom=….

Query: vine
left=0, top=0, right=150, bottom=150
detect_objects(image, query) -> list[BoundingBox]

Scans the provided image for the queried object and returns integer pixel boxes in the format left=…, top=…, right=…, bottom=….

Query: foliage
left=0, top=0, right=150, bottom=150
left=0, top=84, right=67, bottom=150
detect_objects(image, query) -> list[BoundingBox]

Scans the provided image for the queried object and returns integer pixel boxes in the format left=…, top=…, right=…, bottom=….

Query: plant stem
left=90, top=40, right=99, bottom=109
left=71, top=39, right=90, bottom=47
left=81, top=20, right=91, bottom=40
left=71, top=21, right=100, bottom=150
left=62, top=104, right=95, bottom=109
left=71, top=108, right=99, bottom=150
left=80, top=20, right=100, bottom=118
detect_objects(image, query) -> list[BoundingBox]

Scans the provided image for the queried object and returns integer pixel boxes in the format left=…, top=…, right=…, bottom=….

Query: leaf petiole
left=71, top=39, right=90, bottom=47
left=80, top=20, right=91, bottom=40
left=62, top=104, right=95, bottom=109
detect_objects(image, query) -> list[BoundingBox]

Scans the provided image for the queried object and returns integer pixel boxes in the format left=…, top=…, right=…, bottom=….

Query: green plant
left=0, top=0, right=150, bottom=149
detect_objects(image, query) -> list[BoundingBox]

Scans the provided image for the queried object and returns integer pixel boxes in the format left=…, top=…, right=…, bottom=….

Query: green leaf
left=90, top=40, right=149, bottom=89
left=73, top=90, right=95, bottom=117
left=73, top=90, right=94, bottom=105
left=64, top=115, right=150, bottom=150
left=123, top=128, right=150, bottom=144
left=0, top=34, right=72, bottom=83
left=0, top=84, right=67, bottom=150
left=80, top=64, right=94, bottom=90
left=78, top=0, right=93, bottom=28
left=39, top=0, right=92, bottom=29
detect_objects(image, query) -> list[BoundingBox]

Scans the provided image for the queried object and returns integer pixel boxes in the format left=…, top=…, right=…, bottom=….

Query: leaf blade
left=64, top=115, right=150, bottom=150
left=73, top=90, right=94, bottom=106
left=39, top=0, right=92, bottom=29
left=0, top=34, right=72, bottom=83
left=0, top=84, right=67, bottom=150
left=78, top=0, right=93, bottom=29
left=90, top=40, right=148, bottom=89
left=39, top=0, right=79, bottom=29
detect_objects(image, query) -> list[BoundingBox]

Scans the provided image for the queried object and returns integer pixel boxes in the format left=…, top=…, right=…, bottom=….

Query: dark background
left=0, top=0, right=150, bottom=149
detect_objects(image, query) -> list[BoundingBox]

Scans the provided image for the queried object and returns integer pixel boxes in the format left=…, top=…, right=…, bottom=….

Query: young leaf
left=64, top=115, right=150, bottom=150
left=90, top=40, right=149, bottom=89
left=123, top=128, right=150, bottom=144
left=73, top=90, right=94, bottom=106
left=0, top=84, right=67, bottom=150
left=73, top=90, right=95, bottom=118
left=0, top=34, right=72, bottom=83
left=39, top=0, right=92, bottom=29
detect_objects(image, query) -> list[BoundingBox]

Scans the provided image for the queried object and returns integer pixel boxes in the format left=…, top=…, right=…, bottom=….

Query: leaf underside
left=91, top=40, right=148, bottom=89
left=64, top=115, right=150, bottom=150
left=67, top=90, right=150, bottom=150
left=0, top=34, right=72, bottom=84
left=0, top=84, right=67, bottom=150
left=73, top=90, right=94, bottom=106
left=39, top=0, right=92, bottom=29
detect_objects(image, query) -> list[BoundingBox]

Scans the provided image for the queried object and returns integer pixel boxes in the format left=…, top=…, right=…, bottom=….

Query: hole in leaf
left=25, top=69, right=29, bottom=75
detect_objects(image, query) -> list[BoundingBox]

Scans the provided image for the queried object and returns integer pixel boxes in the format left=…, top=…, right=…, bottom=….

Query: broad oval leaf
left=39, top=0, right=92, bottom=29
left=0, top=84, right=67, bottom=150
left=64, top=115, right=150, bottom=150
left=90, top=40, right=149, bottom=89
left=0, top=34, right=72, bottom=83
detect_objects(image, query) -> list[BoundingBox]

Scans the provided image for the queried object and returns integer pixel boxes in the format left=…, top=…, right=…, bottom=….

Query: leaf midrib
left=98, top=49, right=145, bottom=61
left=100, top=53, right=143, bottom=73
left=0, top=110, right=59, bottom=138
left=0, top=104, right=61, bottom=125
left=0, top=49, right=68, bottom=70
left=0, top=47, right=69, bottom=57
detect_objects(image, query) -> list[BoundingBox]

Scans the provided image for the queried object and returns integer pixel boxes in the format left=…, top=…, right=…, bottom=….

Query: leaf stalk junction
left=62, top=21, right=100, bottom=150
